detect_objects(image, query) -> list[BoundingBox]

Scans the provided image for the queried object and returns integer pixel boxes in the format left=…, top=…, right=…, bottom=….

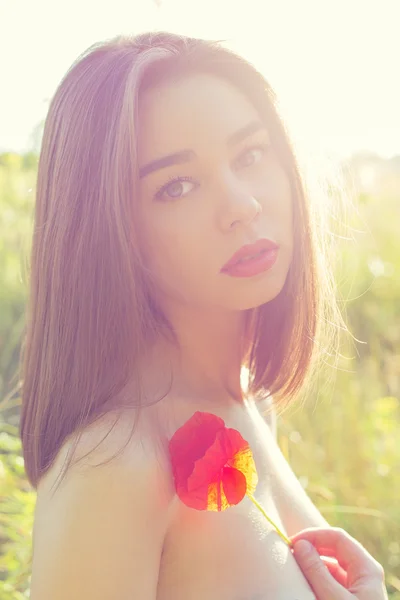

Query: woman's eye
left=235, top=145, right=268, bottom=169
left=155, top=177, right=197, bottom=201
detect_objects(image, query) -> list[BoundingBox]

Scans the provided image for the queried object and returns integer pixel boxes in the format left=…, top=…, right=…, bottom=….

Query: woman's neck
left=138, top=310, right=251, bottom=406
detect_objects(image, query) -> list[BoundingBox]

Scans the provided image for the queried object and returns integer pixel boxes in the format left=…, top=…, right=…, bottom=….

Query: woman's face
left=137, top=73, right=293, bottom=312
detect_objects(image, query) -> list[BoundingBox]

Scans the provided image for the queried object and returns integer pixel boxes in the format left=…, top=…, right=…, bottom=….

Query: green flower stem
left=247, top=493, right=293, bottom=548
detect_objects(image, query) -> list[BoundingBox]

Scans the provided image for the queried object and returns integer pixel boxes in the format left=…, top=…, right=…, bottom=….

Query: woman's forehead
left=137, top=73, right=263, bottom=160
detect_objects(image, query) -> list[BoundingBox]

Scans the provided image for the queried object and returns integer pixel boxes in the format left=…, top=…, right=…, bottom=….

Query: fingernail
left=294, top=540, right=313, bottom=557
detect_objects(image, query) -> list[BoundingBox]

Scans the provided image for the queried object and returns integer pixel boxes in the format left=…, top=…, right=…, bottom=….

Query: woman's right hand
left=290, top=527, right=388, bottom=600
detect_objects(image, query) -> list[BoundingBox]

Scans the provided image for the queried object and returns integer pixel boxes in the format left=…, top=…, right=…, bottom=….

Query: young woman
left=20, top=31, right=387, bottom=599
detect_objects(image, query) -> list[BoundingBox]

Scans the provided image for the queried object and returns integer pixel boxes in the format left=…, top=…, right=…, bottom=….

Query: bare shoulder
left=31, top=409, right=174, bottom=600
left=39, top=407, right=170, bottom=486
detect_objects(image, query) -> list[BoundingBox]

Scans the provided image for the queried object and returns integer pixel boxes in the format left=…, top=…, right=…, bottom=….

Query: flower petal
left=187, top=425, right=258, bottom=510
left=168, top=411, right=259, bottom=512
left=169, top=412, right=224, bottom=466
left=217, top=427, right=258, bottom=495
left=207, top=480, right=230, bottom=511
left=231, top=446, right=258, bottom=495
left=169, top=411, right=225, bottom=489
left=222, top=467, right=247, bottom=505
left=205, top=468, right=247, bottom=511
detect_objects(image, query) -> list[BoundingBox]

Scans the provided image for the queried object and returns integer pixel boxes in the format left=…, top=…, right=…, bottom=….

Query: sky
left=1, top=0, right=400, bottom=162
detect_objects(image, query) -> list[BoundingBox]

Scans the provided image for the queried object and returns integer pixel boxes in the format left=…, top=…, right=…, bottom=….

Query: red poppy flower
left=168, top=411, right=258, bottom=511
left=168, top=410, right=293, bottom=547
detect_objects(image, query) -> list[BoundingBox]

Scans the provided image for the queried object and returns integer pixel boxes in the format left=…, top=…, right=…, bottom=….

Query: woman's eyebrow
left=139, top=149, right=195, bottom=179
left=139, top=120, right=267, bottom=179
left=228, top=120, right=267, bottom=147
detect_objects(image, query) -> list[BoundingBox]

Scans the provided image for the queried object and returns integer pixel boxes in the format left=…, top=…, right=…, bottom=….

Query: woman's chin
left=221, top=272, right=289, bottom=311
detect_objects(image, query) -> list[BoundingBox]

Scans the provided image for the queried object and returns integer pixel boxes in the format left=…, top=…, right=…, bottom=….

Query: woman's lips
left=221, top=247, right=279, bottom=278
left=220, top=238, right=279, bottom=273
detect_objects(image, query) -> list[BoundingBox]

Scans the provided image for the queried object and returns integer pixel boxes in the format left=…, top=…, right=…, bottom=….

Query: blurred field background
left=0, top=146, right=399, bottom=598
left=1, top=0, right=400, bottom=596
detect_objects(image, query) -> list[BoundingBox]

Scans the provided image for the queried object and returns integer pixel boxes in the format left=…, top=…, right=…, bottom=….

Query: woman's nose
left=216, top=174, right=262, bottom=231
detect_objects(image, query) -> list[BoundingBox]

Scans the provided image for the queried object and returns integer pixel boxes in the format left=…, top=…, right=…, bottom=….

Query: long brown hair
left=20, top=31, right=346, bottom=489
